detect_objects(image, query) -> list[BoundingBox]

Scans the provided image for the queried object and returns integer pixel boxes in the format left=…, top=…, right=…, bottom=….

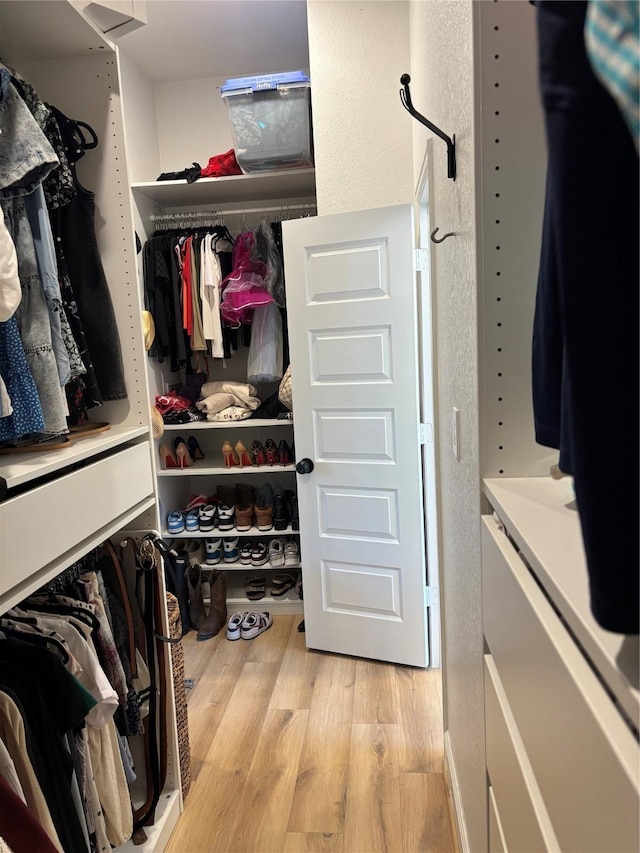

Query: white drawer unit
left=482, top=515, right=639, bottom=853
left=0, top=442, right=154, bottom=599
left=484, top=654, right=558, bottom=853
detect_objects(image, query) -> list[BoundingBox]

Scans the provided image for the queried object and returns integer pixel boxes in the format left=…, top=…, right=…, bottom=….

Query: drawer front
left=0, top=443, right=153, bottom=593
left=488, top=785, right=507, bottom=853
left=485, top=655, right=558, bottom=852
left=482, top=516, right=639, bottom=853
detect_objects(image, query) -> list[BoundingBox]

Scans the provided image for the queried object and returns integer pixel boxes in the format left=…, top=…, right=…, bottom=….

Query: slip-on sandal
left=245, top=574, right=266, bottom=601
left=68, top=421, right=111, bottom=438
left=0, top=434, right=72, bottom=453
left=271, top=572, right=298, bottom=597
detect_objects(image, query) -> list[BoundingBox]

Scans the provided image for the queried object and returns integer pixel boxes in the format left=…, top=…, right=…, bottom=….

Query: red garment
left=180, top=237, right=194, bottom=335
left=200, top=149, right=242, bottom=177
left=155, top=394, right=193, bottom=415
left=0, top=774, right=58, bottom=853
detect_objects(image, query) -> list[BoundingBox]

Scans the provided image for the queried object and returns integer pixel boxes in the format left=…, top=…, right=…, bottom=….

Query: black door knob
left=296, top=458, right=314, bottom=475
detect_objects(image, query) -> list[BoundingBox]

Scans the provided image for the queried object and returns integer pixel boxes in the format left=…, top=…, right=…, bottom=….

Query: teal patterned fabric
left=586, top=0, right=640, bottom=148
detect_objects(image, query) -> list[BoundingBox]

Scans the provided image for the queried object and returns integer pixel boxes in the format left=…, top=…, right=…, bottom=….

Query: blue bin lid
left=221, top=71, right=310, bottom=94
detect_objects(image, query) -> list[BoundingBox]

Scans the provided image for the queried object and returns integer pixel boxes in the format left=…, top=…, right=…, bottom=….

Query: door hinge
left=419, top=422, right=433, bottom=444
left=425, top=585, right=439, bottom=607
left=414, top=247, right=429, bottom=272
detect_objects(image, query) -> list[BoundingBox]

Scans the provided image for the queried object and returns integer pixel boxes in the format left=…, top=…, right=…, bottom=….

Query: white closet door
left=283, top=204, right=430, bottom=667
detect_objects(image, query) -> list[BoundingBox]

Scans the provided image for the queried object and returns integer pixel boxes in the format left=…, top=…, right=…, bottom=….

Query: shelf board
left=131, top=169, right=316, bottom=207
left=201, top=561, right=301, bottom=571
left=158, top=460, right=296, bottom=476
left=164, top=525, right=298, bottom=539
left=0, top=426, right=149, bottom=492
left=483, top=476, right=639, bottom=728
left=161, top=419, right=293, bottom=431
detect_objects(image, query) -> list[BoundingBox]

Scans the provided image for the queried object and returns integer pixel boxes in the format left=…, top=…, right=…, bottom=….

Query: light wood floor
left=166, top=616, right=455, bottom=853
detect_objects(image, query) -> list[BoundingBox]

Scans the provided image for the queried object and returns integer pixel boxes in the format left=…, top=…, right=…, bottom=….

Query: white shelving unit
left=0, top=4, right=184, bottom=849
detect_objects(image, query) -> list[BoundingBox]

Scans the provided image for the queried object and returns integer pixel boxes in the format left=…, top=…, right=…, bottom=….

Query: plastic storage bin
left=220, top=71, right=313, bottom=173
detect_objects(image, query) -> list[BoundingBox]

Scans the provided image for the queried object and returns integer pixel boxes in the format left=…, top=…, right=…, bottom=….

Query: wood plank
left=269, top=617, right=323, bottom=710
left=343, top=723, right=403, bottom=853
left=399, top=772, right=455, bottom=853
left=353, top=659, right=398, bottom=723
left=395, top=667, right=444, bottom=773
left=287, top=654, right=356, bottom=833
left=165, top=661, right=279, bottom=853
left=247, top=614, right=295, bottom=664
left=283, top=832, right=344, bottom=852
left=226, top=709, right=309, bottom=851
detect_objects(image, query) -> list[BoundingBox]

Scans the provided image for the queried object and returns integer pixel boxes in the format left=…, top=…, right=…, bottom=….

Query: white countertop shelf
left=131, top=169, right=316, bottom=207
left=483, top=476, right=639, bottom=727
left=161, top=419, right=293, bottom=431
left=0, top=426, right=150, bottom=492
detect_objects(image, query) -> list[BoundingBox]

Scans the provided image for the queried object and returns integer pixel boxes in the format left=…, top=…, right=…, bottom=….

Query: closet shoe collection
left=224, top=437, right=294, bottom=468
left=166, top=482, right=296, bottom=534
left=159, top=436, right=292, bottom=469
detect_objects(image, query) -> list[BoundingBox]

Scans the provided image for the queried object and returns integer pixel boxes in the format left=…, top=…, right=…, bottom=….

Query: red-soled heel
left=251, top=439, right=266, bottom=466
left=278, top=440, right=292, bottom=466
left=159, top=443, right=178, bottom=470
left=264, top=438, right=280, bottom=466
left=235, top=441, right=252, bottom=467
left=222, top=440, right=240, bottom=468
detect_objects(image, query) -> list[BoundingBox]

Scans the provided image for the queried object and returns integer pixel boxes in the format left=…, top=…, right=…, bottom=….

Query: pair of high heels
left=222, top=440, right=252, bottom=468
left=159, top=435, right=205, bottom=470
left=251, top=439, right=293, bottom=466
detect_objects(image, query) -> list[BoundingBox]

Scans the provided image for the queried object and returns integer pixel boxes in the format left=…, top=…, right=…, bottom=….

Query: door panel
left=283, top=204, right=429, bottom=667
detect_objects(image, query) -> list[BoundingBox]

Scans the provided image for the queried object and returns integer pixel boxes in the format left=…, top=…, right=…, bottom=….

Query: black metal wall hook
left=431, top=227, right=456, bottom=244
left=400, top=74, right=456, bottom=181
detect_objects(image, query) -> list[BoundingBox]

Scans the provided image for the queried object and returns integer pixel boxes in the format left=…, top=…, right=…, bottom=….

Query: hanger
left=48, top=104, right=99, bottom=164
left=0, top=619, right=70, bottom=665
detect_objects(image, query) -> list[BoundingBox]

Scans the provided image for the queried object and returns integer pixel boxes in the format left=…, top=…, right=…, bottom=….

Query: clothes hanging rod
left=151, top=203, right=317, bottom=221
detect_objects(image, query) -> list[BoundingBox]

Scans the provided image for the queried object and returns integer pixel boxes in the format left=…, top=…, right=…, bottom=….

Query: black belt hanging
left=132, top=536, right=163, bottom=833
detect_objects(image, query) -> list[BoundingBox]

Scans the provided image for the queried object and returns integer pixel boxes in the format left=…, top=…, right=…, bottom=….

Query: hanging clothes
left=533, top=0, right=639, bottom=634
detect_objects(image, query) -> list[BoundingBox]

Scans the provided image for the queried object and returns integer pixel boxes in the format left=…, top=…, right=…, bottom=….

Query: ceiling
left=116, top=0, right=310, bottom=83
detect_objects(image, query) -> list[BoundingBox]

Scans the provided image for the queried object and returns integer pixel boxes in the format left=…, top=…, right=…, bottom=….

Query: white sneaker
left=284, top=539, right=299, bottom=567
left=268, top=538, right=285, bottom=567
left=187, top=539, right=205, bottom=566
left=227, top=611, right=248, bottom=641
left=241, top=611, right=273, bottom=640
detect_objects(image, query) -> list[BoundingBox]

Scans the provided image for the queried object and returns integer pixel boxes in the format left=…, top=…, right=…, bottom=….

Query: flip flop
left=68, top=421, right=111, bottom=438
left=0, top=435, right=72, bottom=454
left=245, top=574, right=266, bottom=601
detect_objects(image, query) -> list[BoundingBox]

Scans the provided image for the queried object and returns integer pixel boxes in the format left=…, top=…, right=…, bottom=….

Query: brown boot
left=235, top=483, right=255, bottom=531
left=186, top=564, right=206, bottom=630
left=197, top=570, right=227, bottom=641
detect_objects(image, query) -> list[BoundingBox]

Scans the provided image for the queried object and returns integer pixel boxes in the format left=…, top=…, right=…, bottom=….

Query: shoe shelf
left=165, top=525, right=299, bottom=539
left=161, top=419, right=292, bottom=431
left=158, top=461, right=297, bottom=476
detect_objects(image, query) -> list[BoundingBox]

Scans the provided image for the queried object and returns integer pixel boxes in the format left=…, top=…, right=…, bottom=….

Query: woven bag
left=278, top=365, right=292, bottom=410
left=166, top=593, right=191, bottom=799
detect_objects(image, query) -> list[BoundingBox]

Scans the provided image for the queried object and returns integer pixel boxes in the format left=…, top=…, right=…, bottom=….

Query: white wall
left=306, top=0, right=414, bottom=214
left=410, top=2, right=485, bottom=851
left=307, top=1, right=486, bottom=849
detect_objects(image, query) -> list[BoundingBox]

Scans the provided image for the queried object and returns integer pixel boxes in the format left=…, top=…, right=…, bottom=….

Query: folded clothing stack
left=195, top=380, right=261, bottom=422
